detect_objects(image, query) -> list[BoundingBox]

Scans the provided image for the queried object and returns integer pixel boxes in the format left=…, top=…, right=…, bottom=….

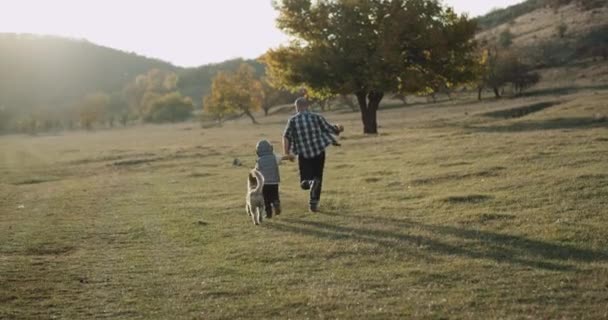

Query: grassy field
left=1, top=88, right=608, bottom=319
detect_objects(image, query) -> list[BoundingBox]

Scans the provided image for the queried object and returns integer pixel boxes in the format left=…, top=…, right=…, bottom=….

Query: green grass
left=1, top=90, right=608, bottom=319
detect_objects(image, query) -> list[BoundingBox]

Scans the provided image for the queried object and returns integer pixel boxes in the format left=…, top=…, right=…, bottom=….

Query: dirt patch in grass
left=441, top=194, right=493, bottom=204
left=187, top=172, right=214, bottom=178
left=71, top=152, right=156, bottom=165
left=112, top=157, right=160, bottom=166
left=23, top=245, right=75, bottom=256
left=411, top=167, right=506, bottom=185
left=477, top=213, right=516, bottom=223
left=333, top=163, right=354, bottom=169
left=439, top=161, right=474, bottom=167
left=12, top=177, right=59, bottom=185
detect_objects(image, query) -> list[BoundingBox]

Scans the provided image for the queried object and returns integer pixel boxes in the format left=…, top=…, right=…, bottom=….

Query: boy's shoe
left=308, top=204, right=319, bottom=213
left=273, top=202, right=281, bottom=215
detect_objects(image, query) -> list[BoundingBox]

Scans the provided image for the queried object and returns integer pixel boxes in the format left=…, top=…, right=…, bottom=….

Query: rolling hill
left=0, top=33, right=180, bottom=111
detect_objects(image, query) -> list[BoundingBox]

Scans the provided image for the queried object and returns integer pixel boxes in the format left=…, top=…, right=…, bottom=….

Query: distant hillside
left=476, top=1, right=607, bottom=45
left=475, top=0, right=607, bottom=70
left=177, top=58, right=265, bottom=106
left=0, top=33, right=266, bottom=115
left=0, top=33, right=180, bottom=111
left=475, top=0, right=605, bottom=31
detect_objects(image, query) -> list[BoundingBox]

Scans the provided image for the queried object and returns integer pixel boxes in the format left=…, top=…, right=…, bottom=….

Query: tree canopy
left=263, top=0, right=477, bottom=133
left=203, top=63, right=264, bottom=124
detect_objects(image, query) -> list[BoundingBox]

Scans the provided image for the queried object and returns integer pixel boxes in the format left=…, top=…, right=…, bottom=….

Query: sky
left=0, top=0, right=524, bottom=67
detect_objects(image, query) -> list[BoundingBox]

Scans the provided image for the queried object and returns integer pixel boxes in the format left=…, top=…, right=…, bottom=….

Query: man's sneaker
left=308, top=203, right=319, bottom=213
left=273, top=202, right=281, bottom=215
left=300, top=180, right=311, bottom=190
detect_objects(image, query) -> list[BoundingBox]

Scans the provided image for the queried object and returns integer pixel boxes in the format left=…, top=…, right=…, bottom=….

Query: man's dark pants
left=298, top=152, right=325, bottom=207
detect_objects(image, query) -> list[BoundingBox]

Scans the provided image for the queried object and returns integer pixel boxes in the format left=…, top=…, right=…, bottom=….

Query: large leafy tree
left=264, top=0, right=477, bottom=133
left=203, top=63, right=264, bottom=124
left=123, top=69, right=178, bottom=118
left=259, top=76, right=297, bottom=116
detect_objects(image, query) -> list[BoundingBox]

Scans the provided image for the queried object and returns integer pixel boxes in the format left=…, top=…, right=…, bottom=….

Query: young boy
left=255, top=139, right=282, bottom=218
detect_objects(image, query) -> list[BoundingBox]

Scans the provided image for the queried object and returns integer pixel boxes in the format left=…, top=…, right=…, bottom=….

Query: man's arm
left=282, top=136, right=295, bottom=161
left=282, top=136, right=290, bottom=156
left=282, top=119, right=295, bottom=161
left=318, top=115, right=341, bottom=135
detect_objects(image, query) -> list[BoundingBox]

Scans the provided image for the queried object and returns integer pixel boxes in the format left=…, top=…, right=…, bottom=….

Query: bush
left=557, top=23, right=568, bottom=38
left=143, top=93, right=194, bottom=123
left=576, top=25, right=608, bottom=61
left=499, top=29, right=514, bottom=48
left=524, top=41, right=577, bottom=68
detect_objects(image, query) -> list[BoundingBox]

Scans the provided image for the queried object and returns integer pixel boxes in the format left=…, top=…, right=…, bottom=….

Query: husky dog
left=246, top=169, right=265, bottom=225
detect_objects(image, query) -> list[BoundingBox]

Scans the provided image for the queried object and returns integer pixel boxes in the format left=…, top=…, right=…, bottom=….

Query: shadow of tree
left=469, top=117, right=607, bottom=132
left=267, top=212, right=608, bottom=272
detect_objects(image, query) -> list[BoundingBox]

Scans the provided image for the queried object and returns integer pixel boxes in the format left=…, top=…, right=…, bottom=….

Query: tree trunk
left=493, top=87, right=501, bottom=98
left=243, top=109, right=258, bottom=124
left=263, top=106, right=269, bottom=116
left=478, top=86, right=483, bottom=101
left=355, top=90, right=383, bottom=134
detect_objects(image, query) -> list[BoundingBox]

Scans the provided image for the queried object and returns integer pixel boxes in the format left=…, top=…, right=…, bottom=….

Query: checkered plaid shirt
left=283, top=110, right=340, bottom=159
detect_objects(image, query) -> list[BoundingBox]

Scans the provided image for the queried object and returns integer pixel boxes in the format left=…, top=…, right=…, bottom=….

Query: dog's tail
left=249, top=169, right=265, bottom=193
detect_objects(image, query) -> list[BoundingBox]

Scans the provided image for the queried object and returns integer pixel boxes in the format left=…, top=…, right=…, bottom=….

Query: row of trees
left=203, top=64, right=295, bottom=124
left=9, top=0, right=595, bottom=135
left=200, top=0, right=544, bottom=131
left=1, top=69, right=195, bottom=134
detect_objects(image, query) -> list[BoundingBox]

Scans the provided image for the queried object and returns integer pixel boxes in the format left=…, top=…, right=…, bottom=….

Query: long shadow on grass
left=470, top=117, right=608, bottom=132
left=268, top=214, right=608, bottom=271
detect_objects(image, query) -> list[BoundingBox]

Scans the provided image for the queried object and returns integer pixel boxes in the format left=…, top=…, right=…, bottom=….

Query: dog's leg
left=260, top=206, right=265, bottom=223
left=256, top=207, right=262, bottom=225
left=247, top=204, right=257, bottom=225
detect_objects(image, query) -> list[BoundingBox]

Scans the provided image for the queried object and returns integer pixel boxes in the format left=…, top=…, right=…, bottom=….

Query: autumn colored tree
left=143, top=92, right=194, bottom=123
left=123, top=69, right=178, bottom=118
left=263, top=0, right=477, bottom=133
left=259, top=77, right=296, bottom=116
left=79, top=92, right=109, bottom=130
left=203, top=63, right=264, bottom=124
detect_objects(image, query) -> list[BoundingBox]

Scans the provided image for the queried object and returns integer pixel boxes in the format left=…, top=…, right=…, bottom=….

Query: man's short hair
left=294, top=97, right=309, bottom=109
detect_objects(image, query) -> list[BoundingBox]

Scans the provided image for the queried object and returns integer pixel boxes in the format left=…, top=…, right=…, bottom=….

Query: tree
left=498, top=29, right=513, bottom=48
left=499, top=54, right=540, bottom=95
left=259, top=77, right=296, bottom=116
left=476, top=47, right=504, bottom=99
left=79, top=92, right=109, bottom=130
left=203, top=63, right=264, bottom=124
left=557, top=23, right=568, bottom=39
left=476, top=48, right=540, bottom=99
left=263, top=0, right=477, bottom=133
left=142, top=92, right=194, bottom=123
left=124, top=69, right=178, bottom=118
